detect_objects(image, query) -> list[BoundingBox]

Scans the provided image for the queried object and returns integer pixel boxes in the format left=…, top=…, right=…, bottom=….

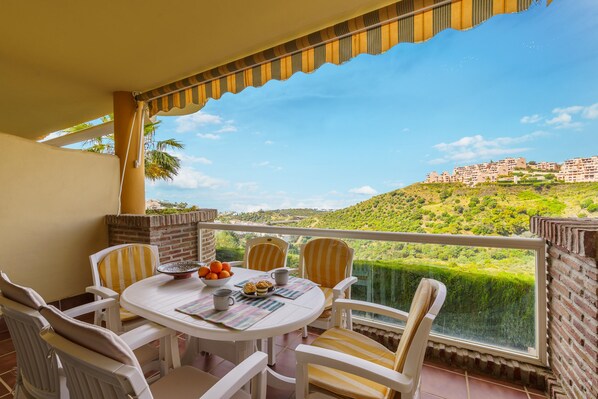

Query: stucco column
left=113, top=92, right=145, bottom=214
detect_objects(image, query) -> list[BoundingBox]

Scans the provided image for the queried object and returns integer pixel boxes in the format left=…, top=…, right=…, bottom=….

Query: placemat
left=176, top=291, right=284, bottom=330
left=235, top=275, right=317, bottom=300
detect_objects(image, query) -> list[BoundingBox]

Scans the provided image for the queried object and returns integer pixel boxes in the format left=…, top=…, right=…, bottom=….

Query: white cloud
left=175, top=112, right=223, bottom=133
left=253, top=161, right=282, bottom=171
left=235, top=182, right=259, bottom=192
left=520, top=114, right=542, bottom=124
left=349, top=185, right=378, bottom=195
left=163, top=167, right=226, bottom=189
left=545, top=103, right=598, bottom=129
left=171, top=152, right=212, bottom=165
left=197, top=133, right=221, bottom=140
left=430, top=132, right=547, bottom=164
left=582, top=103, right=598, bottom=119
left=264, top=140, right=274, bottom=145
left=216, top=124, right=237, bottom=133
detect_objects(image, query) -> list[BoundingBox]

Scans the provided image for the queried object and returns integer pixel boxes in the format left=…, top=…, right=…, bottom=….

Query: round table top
left=121, top=267, right=325, bottom=341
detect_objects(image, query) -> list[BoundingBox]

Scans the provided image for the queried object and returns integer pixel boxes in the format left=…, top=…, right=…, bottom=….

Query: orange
left=221, top=262, right=231, bottom=272
left=210, top=260, right=223, bottom=274
left=218, top=270, right=231, bottom=279
left=198, top=266, right=210, bottom=277
left=205, top=272, right=219, bottom=280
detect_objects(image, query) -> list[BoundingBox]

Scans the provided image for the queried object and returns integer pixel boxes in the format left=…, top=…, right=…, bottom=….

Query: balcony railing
left=197, top=222, right=547, bottom=366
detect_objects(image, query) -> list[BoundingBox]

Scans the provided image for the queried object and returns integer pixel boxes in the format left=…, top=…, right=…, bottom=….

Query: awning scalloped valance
left=136, top=0, right=539, bottom=116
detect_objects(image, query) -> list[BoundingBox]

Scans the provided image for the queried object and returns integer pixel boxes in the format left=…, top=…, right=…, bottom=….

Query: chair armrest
left=334, top=299, right=408, bottom=322
left=332, top=276, right=358, bottom=299
left=86, top=285, right=119, bottom=300
left=295, top=344, right=412, bottom=393
left=120, top=322, right=176, bottom=351
left=201, top=352, right=268, bottom=399
left=228, top=261, right=243, bottom=267
left=63, top=298, right=118, bottom=318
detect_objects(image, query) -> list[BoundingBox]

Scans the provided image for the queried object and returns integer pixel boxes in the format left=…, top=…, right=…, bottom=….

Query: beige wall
left=0, top=133, right=119, bottom=301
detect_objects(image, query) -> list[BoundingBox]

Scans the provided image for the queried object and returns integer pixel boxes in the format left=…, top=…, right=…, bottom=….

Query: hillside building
left=426, top=155, right=598, bottom=186
left=556, top=156, right=598, bottom=182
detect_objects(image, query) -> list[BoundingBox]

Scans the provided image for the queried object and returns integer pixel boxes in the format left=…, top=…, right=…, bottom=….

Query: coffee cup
left=270, top=269, right=289, bottom=286
left=213, top=288, right=235, bottom=311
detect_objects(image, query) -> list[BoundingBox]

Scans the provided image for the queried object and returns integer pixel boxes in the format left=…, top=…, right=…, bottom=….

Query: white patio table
left=120, top=267, right=325, bottom=390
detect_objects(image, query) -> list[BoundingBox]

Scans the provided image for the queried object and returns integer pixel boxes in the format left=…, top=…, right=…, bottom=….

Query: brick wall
left=106, top=210, right=217, bottom=265
left=531, top=217, right=598, bottom=399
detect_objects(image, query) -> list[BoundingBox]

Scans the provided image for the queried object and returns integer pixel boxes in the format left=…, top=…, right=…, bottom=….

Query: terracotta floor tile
left=275, top=330, right=302, bottom=348
left=266, top=385, right=294, bottom=399
left=191, top=353, right=224, bottom=372
left=209, top=360, right=235, bottom=378
left=421, top=393, right=444, bottom=399
left=468, top=371, right=541, bottom=393
left=468, top=377, right=528, bottom=399
left=287, top=332, right=318, bottom=350
left=0, top=370, right=16, bottom=391
left=0, top=340, right=14, bottom=357
left=270, top=348, right=296, bottom=378
left=0, top=379, right=8, bottom=397
left=0, top=354, right=16, bottom=375
left=424, top=361, right=466, bottom=375
left=0, top=333, right=10, bottom=342
left=421, top=365, right=468, bottom=399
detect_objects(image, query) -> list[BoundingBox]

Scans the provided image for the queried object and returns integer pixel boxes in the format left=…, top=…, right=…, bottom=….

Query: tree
left=73, top=115, right=184, bottom=181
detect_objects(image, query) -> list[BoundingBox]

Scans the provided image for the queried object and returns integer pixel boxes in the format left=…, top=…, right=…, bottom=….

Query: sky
left=133, top=1, right=598, bottom=212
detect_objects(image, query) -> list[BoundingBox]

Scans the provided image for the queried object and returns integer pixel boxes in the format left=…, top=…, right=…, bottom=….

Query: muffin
left=256, top=281, right=270, bottom=296
left=243, top=282, right=257, bottom=295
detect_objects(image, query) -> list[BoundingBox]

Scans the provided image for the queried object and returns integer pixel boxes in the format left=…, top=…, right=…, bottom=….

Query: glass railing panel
left=211, top=227, right=538, bottom=356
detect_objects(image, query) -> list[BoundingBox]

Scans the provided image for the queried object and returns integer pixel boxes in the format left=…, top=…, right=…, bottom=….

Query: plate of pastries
left=241, top=280, right=276, bottom=298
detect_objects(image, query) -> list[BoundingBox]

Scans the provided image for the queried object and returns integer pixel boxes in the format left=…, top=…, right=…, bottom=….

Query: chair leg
left=267, top=337, right=276, bottom=366
left=302, top=325, right=308, bottom=338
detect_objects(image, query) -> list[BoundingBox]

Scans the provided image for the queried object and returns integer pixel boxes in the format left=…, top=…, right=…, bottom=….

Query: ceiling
left=0, top=0, right=398, bottom=140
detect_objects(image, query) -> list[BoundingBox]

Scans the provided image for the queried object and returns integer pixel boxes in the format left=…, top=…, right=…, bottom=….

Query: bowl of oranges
left=198, top=260, right=234, bottom=287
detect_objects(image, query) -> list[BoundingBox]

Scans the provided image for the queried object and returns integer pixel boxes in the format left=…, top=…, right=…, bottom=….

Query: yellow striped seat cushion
left=120, top=307, right=142, bottom=322
left=247, top=243, right=286, bottom=272
left=308, top=328, right=395, bottom=399
left=303, top=239, right=351, bottom=288
left=98, top=245, right=156, bottom=296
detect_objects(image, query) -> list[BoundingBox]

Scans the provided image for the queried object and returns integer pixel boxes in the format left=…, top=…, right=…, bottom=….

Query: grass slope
left=296, top=183, right=598, bottom=236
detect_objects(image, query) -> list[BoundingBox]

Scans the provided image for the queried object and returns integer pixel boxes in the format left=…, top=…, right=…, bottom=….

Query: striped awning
left=137, top=0, right=539, bottom=116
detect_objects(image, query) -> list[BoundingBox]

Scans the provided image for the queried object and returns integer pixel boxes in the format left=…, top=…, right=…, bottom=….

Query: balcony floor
left=0, top=328, right=548, bottom=399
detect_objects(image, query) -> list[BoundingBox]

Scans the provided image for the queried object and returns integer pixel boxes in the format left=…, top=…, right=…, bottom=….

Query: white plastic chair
left=295, top=278, right=446, bottom=399
left=39, top=305, right=268, bottom=399
left=87, top=243, right=160, bottom=332
left=0, top=273, right=113, bottom=398
left=0, top=271, right=177, bottom=399
left=299, top=238, right=357, bottom=337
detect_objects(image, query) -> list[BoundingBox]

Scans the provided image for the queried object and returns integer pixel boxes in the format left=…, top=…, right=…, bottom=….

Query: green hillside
left=296, top=183, right=598, bottom=236
left=218, top=208, right=328, bottom=225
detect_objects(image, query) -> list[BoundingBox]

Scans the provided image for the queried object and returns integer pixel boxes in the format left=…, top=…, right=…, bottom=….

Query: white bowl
left=199, top=273, right=234, bottom=287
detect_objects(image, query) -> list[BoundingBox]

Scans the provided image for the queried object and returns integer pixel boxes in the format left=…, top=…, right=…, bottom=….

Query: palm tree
left=75, top=116, right=184, bottom=181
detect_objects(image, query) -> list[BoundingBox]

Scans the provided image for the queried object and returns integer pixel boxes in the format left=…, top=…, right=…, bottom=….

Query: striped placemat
left=176, top=291, right=284, bottom=330
left=235, top=275, right=317, bottom=300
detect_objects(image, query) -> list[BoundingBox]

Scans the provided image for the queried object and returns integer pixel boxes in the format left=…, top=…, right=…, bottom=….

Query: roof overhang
left=0, top=0, right=398, bottom=140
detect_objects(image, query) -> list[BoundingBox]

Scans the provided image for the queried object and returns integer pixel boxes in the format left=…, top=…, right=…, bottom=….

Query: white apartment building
left=557, top=156, right=598, bottom=182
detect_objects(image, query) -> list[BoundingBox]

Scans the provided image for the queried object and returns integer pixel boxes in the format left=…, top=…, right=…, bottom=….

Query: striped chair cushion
left=303, top=239, right=351, bottom=288
left=247, top=243, right=286, bottom=272
left=320, top=287, right=334, bottom=310
left=308, top=327, right=395, bottom=399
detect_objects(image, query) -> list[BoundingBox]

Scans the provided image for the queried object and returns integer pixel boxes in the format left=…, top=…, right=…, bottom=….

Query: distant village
left=424, top=156, right=598, bottom=187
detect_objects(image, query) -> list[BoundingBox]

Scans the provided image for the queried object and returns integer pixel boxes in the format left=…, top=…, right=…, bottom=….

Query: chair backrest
left=299, top=238, right=354, bottom=288
left=243, top=237, right=289, bottom=272
left=0, top=272, right=63, bottom=399
left=39, top=305, right=150, bottom=399
left=386, top=278, right=446, bottom=399
left=89, top=244, right=159, bottom=295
